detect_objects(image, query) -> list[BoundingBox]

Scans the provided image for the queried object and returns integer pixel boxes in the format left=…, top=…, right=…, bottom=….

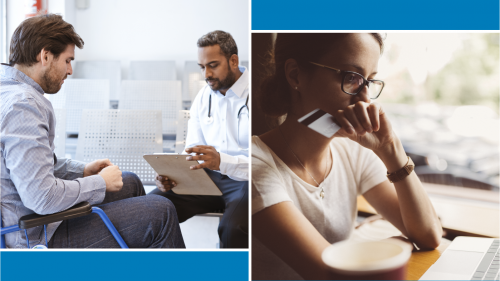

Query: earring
left=295, top=87, right=298, bottom=90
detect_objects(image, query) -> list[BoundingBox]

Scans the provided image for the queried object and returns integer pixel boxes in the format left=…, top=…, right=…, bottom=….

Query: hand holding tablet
left=155, top=174, right=177, bottom=192
left=185, top=145, right=221, bottom=170
left=144, top=154, right=222, bottom=196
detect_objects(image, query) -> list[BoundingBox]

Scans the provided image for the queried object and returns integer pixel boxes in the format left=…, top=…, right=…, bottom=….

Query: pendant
left=320, top=190, right=325, bottom=199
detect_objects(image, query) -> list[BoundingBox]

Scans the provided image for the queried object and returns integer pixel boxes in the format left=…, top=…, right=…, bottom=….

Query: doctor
left=151, top=30, right=249, bottom=248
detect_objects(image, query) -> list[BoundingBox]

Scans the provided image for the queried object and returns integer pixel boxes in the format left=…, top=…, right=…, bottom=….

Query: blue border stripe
left=1, top=251, right=249, bottom=281
left=252, top=0, right=500, bottom=30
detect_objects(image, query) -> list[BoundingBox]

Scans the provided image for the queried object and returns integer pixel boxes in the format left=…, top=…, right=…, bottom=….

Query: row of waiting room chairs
left=48, top=79, right=182, bottom=135
left=52, top=109, right=191, bottom=185
left=69, top=60, right=249, bottom=101
left=47, top=62, right=249, bottom=135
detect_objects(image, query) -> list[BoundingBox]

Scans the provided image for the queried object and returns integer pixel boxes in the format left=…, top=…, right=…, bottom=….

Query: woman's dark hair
left=260, top=33, right=384, bottom=117
left=9, top=14, right=84, bottom=66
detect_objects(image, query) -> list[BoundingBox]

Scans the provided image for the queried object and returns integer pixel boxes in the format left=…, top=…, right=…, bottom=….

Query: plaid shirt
left=1, top=64, right=106, bottom=248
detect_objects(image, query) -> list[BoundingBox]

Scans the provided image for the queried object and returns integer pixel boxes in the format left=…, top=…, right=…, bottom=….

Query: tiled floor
left=179, top=215, right=221, bottom=249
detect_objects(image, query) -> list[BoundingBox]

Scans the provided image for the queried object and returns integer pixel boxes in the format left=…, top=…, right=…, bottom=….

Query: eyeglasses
left=309, top=62, right=384, bottom=99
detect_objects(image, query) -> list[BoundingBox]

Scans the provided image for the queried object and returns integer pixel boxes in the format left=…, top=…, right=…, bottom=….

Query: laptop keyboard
left=471, top=239, right=499, bottom=280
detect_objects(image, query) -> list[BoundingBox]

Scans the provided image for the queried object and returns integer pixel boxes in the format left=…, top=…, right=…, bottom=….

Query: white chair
left=75, top=109, right=163, bottom=184
left=240, top=61, right=249, bottom=70
left=47, top=92, right=65, bottom=109
left=175, top=110, right=190, bottom=154
left=73, top=61, right=121, bottom=101
left=183, top=61, right=205, bottom=102
left=129, top=61, right=177, bottom=80
left=183, top=61, right=249, bottom=102
left=53, top=108, right=66, bottom=158
left=47, top=79, right=110, bottom=134
left=119, top=80, right=182, bottom=136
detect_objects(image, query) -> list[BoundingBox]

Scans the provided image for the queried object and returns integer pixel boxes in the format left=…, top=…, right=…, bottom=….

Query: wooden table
left=357, top=193, right=498, bottom=280
left=357, top=195, right=499, bottom=238
left=406, top=238, right=451, bottom=280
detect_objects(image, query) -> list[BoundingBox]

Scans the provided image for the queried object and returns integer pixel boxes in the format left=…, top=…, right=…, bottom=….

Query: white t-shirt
left=252, top=136, right=387, bottom=280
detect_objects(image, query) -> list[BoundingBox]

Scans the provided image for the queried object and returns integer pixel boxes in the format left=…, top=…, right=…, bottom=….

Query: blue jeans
left=48, top=172, right=185, bottom=248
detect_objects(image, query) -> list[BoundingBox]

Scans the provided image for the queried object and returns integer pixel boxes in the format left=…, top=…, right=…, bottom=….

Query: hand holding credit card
left=298, top=103, right=400, bottom=157
left=298, top=109, right=341, bottom=138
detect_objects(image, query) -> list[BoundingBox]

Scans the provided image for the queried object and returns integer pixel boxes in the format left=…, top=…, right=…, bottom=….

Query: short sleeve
left=251, top=137, right=292, bottom=215
left=356, top=145, right=388, bottom=195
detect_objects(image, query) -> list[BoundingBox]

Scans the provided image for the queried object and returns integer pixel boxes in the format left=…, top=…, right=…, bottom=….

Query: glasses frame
left=309, top=61, right=385, bottom=99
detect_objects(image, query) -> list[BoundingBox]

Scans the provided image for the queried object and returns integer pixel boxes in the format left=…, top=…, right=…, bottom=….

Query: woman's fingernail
left=186, top=156, right=192, bottom=160
left=190, top=166, right=194, bottom=170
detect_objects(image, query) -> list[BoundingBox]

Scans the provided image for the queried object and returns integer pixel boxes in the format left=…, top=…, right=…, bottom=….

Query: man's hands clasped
left=83, top=158, right=112, bottom=177
left=99, top=165, right=123, bottom=192
left=84, top=158, right=123, bottom=192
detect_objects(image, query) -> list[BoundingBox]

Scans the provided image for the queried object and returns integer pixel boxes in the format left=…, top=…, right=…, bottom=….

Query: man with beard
left=1, top=14, right=185, bottom=248
left=151, top=30, right=249, bottom=248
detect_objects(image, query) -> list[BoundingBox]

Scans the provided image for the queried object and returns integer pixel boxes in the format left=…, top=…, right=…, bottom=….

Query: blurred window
left=378, top=34, right=499, bottom=194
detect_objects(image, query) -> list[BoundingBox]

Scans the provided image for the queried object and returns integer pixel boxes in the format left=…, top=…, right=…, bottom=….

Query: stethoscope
left=204, top=93, right=249, bottom=124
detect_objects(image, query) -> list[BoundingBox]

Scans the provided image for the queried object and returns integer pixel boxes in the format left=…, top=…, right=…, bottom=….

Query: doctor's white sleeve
left=219, top=152, right=249, bottom=181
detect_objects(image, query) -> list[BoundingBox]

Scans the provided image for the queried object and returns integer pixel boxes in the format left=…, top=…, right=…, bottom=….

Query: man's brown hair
left=9, top=14, right=84, bottom=66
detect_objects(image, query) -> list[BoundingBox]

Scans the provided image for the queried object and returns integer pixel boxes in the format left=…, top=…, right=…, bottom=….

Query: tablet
left=143, top=154, right=222, bottom=196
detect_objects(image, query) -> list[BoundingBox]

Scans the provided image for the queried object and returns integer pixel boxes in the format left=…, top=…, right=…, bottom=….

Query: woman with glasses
left=252, top=33, right=442, bottom=280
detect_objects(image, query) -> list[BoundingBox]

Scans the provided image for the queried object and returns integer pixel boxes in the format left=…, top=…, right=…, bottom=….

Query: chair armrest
left=18, top=202, right=92, bottom=229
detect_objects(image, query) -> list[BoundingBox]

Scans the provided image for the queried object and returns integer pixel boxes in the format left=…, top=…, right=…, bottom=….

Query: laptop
left=420, top=236, right=499, bottom=280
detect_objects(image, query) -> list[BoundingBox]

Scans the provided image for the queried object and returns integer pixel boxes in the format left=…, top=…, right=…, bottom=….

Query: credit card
left=298, top=109, right=341, bottom=138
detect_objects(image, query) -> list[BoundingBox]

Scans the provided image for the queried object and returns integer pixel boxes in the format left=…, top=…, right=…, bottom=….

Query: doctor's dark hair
left=9, top=14, right=84, bottom=66
left=260, top=33, right=384, bottom=117
left=197, top=30, right=238, bottom=61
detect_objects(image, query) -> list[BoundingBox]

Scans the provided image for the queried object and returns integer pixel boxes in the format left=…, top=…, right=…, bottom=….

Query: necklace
left=278, top=126, right=328, bottom=199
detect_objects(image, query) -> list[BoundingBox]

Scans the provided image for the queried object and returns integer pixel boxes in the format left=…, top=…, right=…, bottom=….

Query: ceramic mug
left=321, top=238, right=413, bottom=280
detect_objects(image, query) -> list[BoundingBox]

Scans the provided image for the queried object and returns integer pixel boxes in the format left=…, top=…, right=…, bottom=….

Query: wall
left=5, top=0, right=25, bottom=57
left=71, top=0, right=248, bottom=81
left=0, top=0, right=6, bottom=63
left=5, top=0, right=66, bottom=62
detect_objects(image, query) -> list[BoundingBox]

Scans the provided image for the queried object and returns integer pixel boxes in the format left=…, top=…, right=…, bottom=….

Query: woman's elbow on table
left=413, top=225, right=443, bottom=250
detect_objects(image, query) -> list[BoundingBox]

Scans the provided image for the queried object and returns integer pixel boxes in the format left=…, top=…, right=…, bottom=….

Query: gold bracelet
left=386, top=156, right=414, bottom=183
